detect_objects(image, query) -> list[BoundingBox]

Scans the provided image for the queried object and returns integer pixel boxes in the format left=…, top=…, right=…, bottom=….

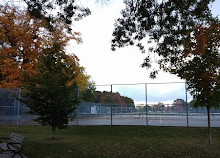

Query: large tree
left=111, top=0, right=216, bottom=75
left=0, top=5, right=91, bottom=89
left=20, top=42, right=79, bottom=138
left=111, top=0, right=219, bottom=144
left=175, top=23, right=220, bottom=144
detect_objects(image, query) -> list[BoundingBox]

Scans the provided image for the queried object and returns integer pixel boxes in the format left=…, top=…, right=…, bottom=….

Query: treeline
left=81, top=87, right=135, bottom=108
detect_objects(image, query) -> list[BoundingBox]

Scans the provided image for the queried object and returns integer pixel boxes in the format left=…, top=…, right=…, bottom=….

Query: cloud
left=110, top=83, right=193, bottom=104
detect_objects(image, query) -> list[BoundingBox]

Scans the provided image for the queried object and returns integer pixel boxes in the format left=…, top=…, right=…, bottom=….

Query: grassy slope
left=0, top=126, right=220, bottom=158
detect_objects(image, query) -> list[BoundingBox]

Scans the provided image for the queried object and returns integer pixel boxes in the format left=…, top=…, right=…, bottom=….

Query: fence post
left=110, top=85, right=113, bottom=125
left=14, top=90, right=18, bottom=125
left=76, top=86, right=80, bottom=125
left=185, top=82, right=189, bottom=127
left=16, top=88, right=21, bottom=126
left=145, top=83, right=148, bottom=126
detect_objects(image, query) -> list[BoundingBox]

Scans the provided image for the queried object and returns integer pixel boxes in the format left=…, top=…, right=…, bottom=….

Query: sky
left=70, top=0, right=220, bottom=105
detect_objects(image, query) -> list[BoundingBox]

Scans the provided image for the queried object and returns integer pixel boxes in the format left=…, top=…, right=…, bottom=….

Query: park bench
left=0, top=132, right=25, bottom=158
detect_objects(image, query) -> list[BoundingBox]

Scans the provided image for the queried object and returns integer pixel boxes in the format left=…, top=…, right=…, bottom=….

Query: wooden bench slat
left=0, top=143, right=8, bottom=150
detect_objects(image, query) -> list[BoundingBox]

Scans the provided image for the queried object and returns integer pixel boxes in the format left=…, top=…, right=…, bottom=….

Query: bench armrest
left=7, top=142, right=23, bottom=153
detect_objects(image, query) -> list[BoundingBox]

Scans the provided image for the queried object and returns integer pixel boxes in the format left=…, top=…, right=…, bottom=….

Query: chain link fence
left=71, top=102, right=220, bottom=127
left=0, top=83, right=220, bottom=127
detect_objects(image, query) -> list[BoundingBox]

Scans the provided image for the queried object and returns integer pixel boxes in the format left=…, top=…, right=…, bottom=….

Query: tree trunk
left=206, top=105, right=212, bottom=145
left=51, top=126, right=56, bottom=139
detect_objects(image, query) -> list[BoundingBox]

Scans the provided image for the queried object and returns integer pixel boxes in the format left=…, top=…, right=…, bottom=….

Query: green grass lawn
left=0, top=125, right=220, bottom=158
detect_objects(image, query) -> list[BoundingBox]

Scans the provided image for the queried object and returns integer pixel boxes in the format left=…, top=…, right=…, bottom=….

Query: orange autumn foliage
left=184, top=23, right=220, bottom=57
left=0, top=5, right=89, bottom=89
left=0, top=6, right=42, bottom=88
